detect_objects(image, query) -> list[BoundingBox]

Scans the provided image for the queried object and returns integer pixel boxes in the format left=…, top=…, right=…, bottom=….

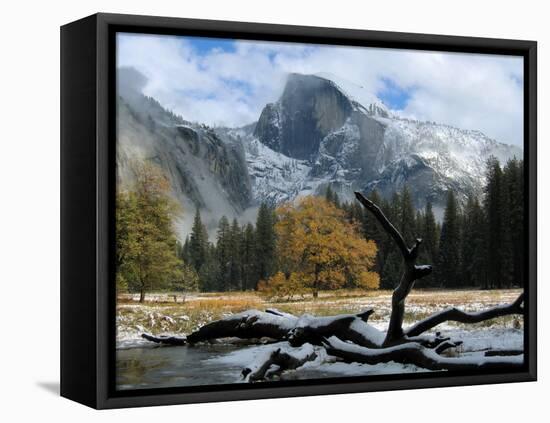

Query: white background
left=0, top=0, right=546, bottom=421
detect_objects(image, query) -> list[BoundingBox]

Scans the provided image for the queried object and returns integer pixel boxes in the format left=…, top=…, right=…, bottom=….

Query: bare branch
left=405, top=293, right=524, bottom=337
left=242, top=344, right=317, bottom=382
left=265, top=308, right=296, bottom=318
left=355, top=191, right=433, bottom=345
left=484, top=349, right=523, bottom=357
left=324, top=336, right=523, bottom=372
left=434, top=340, right=462, bottom=355
left=354, top=191, right=409, bottom=257
left=141, top=333, right=186, bottom=346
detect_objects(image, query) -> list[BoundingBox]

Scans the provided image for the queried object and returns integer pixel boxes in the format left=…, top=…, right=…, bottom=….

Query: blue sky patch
left=377, top=78, right=412, bottom=110
left=186, top=36, right=237, bottom=56
left=222, top=78, right=255, bottom=102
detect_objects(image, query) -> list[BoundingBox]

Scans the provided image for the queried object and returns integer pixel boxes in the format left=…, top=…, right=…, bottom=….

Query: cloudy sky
left=117, top=32, right=524, bottom=147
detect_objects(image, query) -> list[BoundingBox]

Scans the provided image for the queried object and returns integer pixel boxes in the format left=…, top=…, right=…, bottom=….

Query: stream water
left=116, top=344, right=246, bottom=390
left=116, top=326, right=524, bottom=390
left=115, top=342, right=360, bottom=389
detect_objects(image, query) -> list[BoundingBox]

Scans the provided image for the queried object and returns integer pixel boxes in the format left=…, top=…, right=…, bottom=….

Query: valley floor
left=115, top=288, right=524, bottom=389
left=116, top=288, right=523, bottom=347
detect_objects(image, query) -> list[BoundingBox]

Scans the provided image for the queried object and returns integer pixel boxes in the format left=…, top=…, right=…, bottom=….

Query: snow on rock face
left=119, top=68, right=522, bottom=220
left=241, top=135, right=312, bottom=207
left=366, top=118, right=522, bottom=207
left=314, top=72, right=391, bottom=118
left=222, top=72, right=522, bottom=212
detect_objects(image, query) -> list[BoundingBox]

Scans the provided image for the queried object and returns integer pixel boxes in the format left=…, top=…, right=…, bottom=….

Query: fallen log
left=404, top=293, right=524, bottom=337
left=141, top=333, right=186, bottom=346
left=182, top=308, right=378, bottom=345
left=324, top=336, right=523, bottom=372
left=287, top=309, right=375, bottom=346
left=186, top=310, right=296, bottom=343
left=242, top=343, right=318, bottom=382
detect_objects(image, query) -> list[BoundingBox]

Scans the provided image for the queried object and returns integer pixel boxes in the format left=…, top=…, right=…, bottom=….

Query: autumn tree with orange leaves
left=260, top=196, right=379, bottom=299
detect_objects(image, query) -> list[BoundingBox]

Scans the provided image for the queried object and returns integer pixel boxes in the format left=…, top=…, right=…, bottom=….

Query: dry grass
left=116, top=288, right=523, bottom=343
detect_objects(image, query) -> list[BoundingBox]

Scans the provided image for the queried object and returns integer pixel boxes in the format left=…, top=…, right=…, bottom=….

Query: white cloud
left=116, top=33, right=523, bottom=147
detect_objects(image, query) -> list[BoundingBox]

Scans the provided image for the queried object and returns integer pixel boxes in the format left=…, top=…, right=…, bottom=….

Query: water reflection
left=116, top=344, right=243, bottom=390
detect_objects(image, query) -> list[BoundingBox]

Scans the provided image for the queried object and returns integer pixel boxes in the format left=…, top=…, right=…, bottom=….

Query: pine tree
left=419, top=201, right=438, bottom=287
left=416, top=210, right=424, bottom=234
left=503, top=158, right=524, bottom=287
left=461, top=195, right=487, bottom=287
left=380, top=192, right=402, bottom=289
left=254, top=203, right=277, bottom=288
left=381, top=248, right=403, bottom=290
left=189, top=208, right=208, bottom=273
left=215, top=216, right=231, bottom=291
left=400, top=185, right=417, bottom=245
left=515, top=159, right=525, bottom=286
left=228, top=218, right=243, bottom=290
left=241, top=223, right=256, bottom=290
left=178, top=236, right=192, bottom=264
left=198, top=244, right=221, bottom=292
left=484, top=157, right=505, bottom=289
left=436, top=191, right=461, bottom=288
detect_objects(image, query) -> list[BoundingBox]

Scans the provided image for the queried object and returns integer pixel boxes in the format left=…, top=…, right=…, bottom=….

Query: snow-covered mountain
left=116, top=67, right=252, bottom=237
left=118, top=68, right=522, bottom=235
left=220, top=73, right=522, bottom=213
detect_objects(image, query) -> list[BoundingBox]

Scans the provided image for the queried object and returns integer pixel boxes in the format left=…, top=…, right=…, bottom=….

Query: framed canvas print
left=60, top=13, right=537, bottom=409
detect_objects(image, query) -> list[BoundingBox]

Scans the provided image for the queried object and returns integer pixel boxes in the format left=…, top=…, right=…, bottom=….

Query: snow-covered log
left=405, top=293, right=524, bottom=337
left=141, top=333, right=186, bottom=345
left=187, top=308, right=377, bottom=345
left=142, top=308, right=380, bottom=347
left=186, top=310, right=297, bottom=343
left=242, top=343, right=317, bottom=382
left=324, top=336, right=524, bottom=372
left=287, top=309, right=375, bottom=347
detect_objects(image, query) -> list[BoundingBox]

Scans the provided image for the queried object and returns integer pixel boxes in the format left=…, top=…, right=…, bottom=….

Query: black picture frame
left=60, top=12, right=537, bottom=409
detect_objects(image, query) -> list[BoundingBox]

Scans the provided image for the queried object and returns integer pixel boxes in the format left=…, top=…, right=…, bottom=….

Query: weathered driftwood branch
left=242, top=343, right=317, bottom=382
left=186, top=310, right=295, bottom=343
left=141, top=333, right=186, bottom=345
left=188, top=309, right=378, bottom=346
left=142, top=308, right=381, bottom=347
left=287, top=309, right=375, bottom=347
left=405, top=293, right=524, bottom=337
left=355, top=192, right=432, bottom=345
left=354, top=191, right=409, bottom=257
left=484, top=349, right=524, bottom=357
left=324, top=336, right=523, bottom=372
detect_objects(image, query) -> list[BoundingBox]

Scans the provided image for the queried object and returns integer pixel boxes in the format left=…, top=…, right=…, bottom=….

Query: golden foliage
left=265, top=196, right=379, bottom=299
left=258, top=272, right=307, bottom=301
